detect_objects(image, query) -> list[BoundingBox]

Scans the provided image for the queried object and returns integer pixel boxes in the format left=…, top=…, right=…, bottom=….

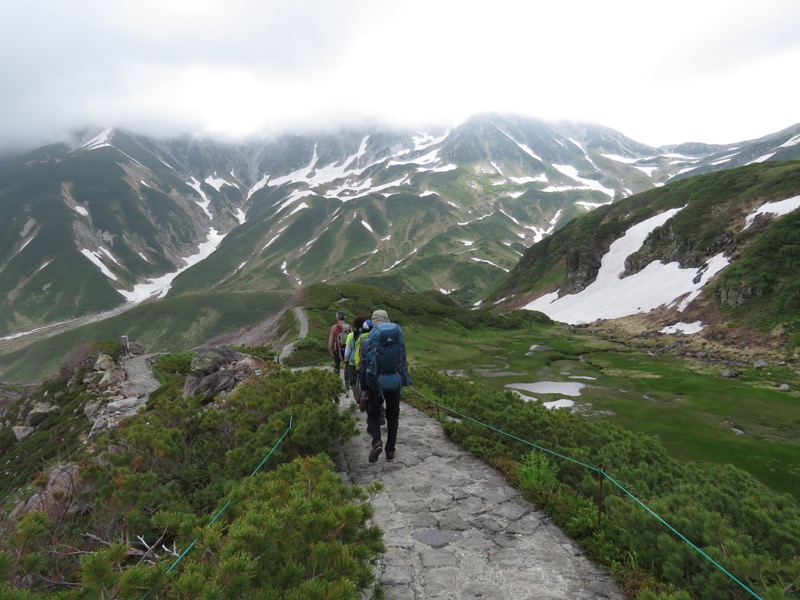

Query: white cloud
left=0, top=0, right=798, bottom=151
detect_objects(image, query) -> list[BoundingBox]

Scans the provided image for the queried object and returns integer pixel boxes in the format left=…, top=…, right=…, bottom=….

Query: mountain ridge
left=1, top=115, right=799, bottom=341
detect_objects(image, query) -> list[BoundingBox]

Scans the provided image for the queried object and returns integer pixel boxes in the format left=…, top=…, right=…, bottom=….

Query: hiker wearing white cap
left=359, top=309, right=411, bottom=463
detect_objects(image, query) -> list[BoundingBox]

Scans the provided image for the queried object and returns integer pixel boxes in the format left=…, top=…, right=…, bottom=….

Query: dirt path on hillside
left=278, top=308, right=308, bottom=363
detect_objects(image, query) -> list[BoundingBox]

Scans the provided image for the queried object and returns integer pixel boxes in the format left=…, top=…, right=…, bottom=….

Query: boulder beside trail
left=183, top=347, right=268, bottom=404
left=183, top=369, right=237, bottom=405
left=190, top=346, right=246, bottom=377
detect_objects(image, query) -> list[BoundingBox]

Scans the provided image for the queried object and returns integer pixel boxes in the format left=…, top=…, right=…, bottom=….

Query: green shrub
left=0, top=368, right=376, bottom=598
left=153, top=352, right=195, bottom=376
left=519, top=450, right=559, bottom=503
left=283, top=337, right=330, bottom=368
left=92, top=339, right=122, bottom=361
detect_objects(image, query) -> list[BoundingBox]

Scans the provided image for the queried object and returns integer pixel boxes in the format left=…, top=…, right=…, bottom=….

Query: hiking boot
left=369, top=442, right=383, bottom=463
left=385, top=450, right=396, bottom=462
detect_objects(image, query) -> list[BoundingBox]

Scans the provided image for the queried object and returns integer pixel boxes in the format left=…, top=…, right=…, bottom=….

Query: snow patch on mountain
left=100, top=247, right=120, bottom=265
left=548, top=164, right=615, bottom=198
left=499, top=130, right=542, bottom=162
left=635, top=166, right=659, bottom=177
left=205, top=174, right=238, bottom=191
left=601, top=153, right=639, bottom=164
left=325, top=178, right=375, bottom=200
left=471, top=257, right=509, bottom=272
left=79, top=128, right=113, bottom=151
left=710, top=153, right=740, bottom=166
left=748, top=152, right=776, bottom=165
left=418, top=163, right=457, bottom=173
left=742, top=195, right=800, bottom=230
left=338, top=175, right=410, bottom=200
left=779, top=134, right=800, bottom=148
left=262, top=226, right=288, bottom=251
left=270, top=139, right=387, bottom=191
left=289, top=202, right=308, bottom=216
left=525, top=207, right=732, bottom=324
left=382, top=248, right=418, bottom=272
left=527, top=209, right=563, bottom=243
left=247, top=174, right=269, bottom=200
left=275, top=189, right=313, bottom=213
left=500, top=209, right=521, bottom=226
left=661, top=321, right=705, bottom=334
left=262, top=138, right=422, bottom=202
left=186, top=177, right=213, bottom=218
left=81, top=248, right=117, bottom=281
left=118, top=227, right=225, bottom=303
left=413, top=131, right=448, bottom=151
left=389, top=147, right=441, bottom=168
left=510, top=174, right=547, bottom=184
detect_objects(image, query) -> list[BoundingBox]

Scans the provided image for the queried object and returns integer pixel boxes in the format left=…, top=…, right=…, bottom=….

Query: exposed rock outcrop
left=720, top=285, right=763, bottom=306
left=190, top=346, right=246, bottom=377
left=184, top=369, right=237, bottom=405
left=183, top=347, right=268, bottom=404
left=11, top=464, right=88, bottom=522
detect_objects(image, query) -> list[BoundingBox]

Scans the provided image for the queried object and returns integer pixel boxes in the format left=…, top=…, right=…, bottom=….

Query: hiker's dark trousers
left=333, top=349, right=345, bottom=377
left=366, top=387, right=400, bottom=453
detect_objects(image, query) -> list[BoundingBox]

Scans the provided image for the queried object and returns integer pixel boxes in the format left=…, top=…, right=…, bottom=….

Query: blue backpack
left=364, top=323, right=411, bottom=393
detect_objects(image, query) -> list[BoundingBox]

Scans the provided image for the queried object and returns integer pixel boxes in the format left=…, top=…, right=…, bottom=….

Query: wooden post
left=597, top=463, right=605, bottom=525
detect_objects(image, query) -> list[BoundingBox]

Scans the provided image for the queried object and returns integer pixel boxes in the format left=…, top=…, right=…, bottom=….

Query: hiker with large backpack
left=328, top=311, right=352, bottom=381
left=358, top=309, right=411, bottom=463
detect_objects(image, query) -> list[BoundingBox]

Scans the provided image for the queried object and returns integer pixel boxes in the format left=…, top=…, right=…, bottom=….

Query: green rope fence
left=141, top=416, right=293, bottom=599
left=407, top=386, right=763, bottom=600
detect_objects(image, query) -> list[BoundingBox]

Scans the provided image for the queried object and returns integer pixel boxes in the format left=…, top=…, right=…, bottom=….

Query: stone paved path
left=334, top=390, right=626, bottom=600
left=121, top=353, right=161, bottom=398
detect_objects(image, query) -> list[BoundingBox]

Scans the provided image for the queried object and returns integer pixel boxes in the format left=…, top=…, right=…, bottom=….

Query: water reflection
left=506, top=381, right=586, bottom=396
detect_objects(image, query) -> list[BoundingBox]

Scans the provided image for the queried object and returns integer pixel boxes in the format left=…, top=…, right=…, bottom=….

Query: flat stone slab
left=411, top=528, right=462, bottom=549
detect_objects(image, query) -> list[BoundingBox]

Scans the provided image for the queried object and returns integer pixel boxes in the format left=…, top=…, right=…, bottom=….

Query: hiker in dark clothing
left=359, top=309, right=411, bottom=463
left=328, top=311, right=351, bottom=378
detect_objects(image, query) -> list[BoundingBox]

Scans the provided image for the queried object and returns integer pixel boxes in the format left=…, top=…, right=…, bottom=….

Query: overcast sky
left=1, top=0, right=798, bottom=151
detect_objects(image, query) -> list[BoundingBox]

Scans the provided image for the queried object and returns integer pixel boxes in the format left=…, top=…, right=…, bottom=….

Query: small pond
left=543, top=399, right=575, bottom=410
left=505, top=381, right=587, bottom=397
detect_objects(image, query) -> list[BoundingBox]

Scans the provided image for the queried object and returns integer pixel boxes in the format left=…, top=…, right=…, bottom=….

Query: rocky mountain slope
left=489, top=160, right=800, bottom=342
left=3, top=115, right=799, bottom=338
